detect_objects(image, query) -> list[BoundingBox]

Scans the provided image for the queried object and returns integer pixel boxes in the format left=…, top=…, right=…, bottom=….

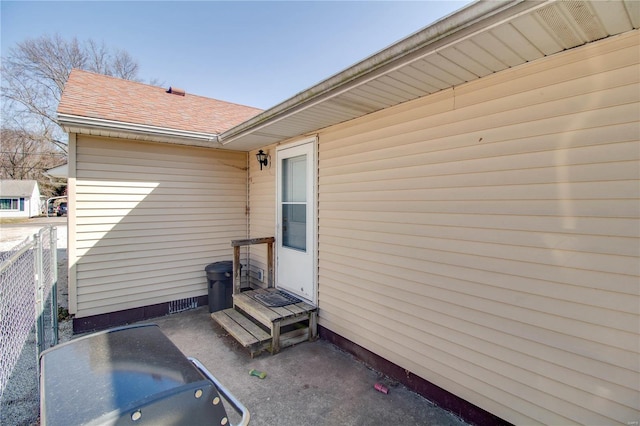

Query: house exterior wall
left=0, top=182, right=41, bottom=218
left=28, top=183, right=41, bottom=218
left=69, top=135, right=248, bottom=318
left=306, top=32, right=637, bottom=424
left=247, top=145, right=277, bottom=287
left=0, top=198, right=36, bottom=218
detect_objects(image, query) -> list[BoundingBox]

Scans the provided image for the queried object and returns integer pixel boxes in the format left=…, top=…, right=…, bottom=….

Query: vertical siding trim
left=68, top=133, right=78, bottom=314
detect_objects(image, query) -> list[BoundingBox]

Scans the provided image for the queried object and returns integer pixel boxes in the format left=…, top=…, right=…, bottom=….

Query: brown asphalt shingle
left=58, top=69, right=262, bottom=135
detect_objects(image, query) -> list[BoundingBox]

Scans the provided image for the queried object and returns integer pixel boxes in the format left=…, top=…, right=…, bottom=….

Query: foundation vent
left=169, top=297, right=199, bottom=314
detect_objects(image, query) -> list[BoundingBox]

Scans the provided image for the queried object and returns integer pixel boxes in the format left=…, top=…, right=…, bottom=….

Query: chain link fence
left=0, top=226, right=58, bottom=424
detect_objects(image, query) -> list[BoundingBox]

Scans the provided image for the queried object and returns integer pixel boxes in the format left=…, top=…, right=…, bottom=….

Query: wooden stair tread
left=211, top=309, right=271, bottom=348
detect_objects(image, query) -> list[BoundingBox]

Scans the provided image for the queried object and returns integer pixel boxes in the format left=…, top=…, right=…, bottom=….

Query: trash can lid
left=205, top=261, right=234, bottom=273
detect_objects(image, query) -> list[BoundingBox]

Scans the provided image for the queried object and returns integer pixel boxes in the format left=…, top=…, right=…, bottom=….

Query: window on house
left=0, top=198, right=20, bottom=210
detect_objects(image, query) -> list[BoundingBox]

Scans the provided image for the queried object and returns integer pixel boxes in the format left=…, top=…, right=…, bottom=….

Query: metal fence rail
left=0, top=226, right=58, bottom=415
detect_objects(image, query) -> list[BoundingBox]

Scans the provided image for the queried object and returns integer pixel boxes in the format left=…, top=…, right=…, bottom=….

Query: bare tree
left=1, top=34, right=142, bottom=199
left=1, top=34, right=141, bottom=154
left=112, top=50, right=139, bottom=80
left=0, top=128, right=66, bottom=197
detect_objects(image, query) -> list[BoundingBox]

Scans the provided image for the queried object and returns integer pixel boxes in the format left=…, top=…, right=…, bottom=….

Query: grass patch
left=0, top=218, right=29, bottom=225
left=58, top=306, right=71, bottom=321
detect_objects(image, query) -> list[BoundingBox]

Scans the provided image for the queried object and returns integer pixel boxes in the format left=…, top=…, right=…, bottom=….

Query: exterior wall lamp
left=256, top=149, right=269, bottom=170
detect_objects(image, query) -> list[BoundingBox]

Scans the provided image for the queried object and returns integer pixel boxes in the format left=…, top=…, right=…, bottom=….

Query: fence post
left=51, top=226, right=58, bottom=345
left=34, top=232, right=44, bottom=370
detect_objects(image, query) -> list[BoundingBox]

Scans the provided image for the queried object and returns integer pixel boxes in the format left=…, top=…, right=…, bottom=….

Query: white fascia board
left=57, top=113, right=221, bottom=145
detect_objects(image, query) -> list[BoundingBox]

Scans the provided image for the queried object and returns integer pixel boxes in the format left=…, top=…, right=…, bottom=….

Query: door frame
left=275, top=136, right=318, bottom=305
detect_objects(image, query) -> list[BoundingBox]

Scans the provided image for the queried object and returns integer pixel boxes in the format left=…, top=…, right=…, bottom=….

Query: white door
left=276, top=141, right=316, bottom=304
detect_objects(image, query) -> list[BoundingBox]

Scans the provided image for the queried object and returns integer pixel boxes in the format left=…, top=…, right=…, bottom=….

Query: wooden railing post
left=233, top=245, right=241, bottom=295
left=267, top=240, right=274, bottom=288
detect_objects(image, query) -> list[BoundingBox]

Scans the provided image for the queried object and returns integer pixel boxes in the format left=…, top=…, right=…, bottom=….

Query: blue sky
left=2, top=1, right=471, bottom=109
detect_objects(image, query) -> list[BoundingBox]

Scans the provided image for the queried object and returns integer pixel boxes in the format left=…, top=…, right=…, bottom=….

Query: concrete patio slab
left=141, top=307, right=469, bottom=426
left=2, top=219, right=468, bottom=425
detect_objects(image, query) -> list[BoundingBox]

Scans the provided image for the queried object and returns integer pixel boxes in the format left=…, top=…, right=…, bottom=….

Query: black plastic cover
left=40, top=324, right=228, bottom=425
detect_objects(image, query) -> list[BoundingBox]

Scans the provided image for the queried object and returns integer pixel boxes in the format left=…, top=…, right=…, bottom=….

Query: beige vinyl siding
left=72, top=136, right=247, bottom=317
left=247, top=146, right=277, bottom=287
left=317, top=31, right=639, bottom=425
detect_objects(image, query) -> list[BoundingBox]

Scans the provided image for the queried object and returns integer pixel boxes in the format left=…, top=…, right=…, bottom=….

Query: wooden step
left=214, top=289, right=318, bottom=355
left=233, top=289, right=317, bottom=329
left=211, top=309, right=271, bottom=357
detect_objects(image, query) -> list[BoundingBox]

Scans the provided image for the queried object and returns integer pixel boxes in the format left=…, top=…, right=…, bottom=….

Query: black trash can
left=205, top=261, right=234, bottom=313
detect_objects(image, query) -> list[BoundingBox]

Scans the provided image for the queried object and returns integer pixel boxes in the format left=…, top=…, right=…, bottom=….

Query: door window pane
left=282, top=204, right=306, bottom=251
left=282, top=156, right=306, bottom=202
left=281, top=153, right=307, bottom=251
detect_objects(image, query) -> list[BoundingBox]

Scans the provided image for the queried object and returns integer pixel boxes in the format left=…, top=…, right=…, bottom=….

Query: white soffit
left=220, top=0, right=639, bottom=151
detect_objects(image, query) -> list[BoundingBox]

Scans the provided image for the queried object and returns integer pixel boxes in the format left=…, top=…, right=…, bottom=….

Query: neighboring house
left=44, top=164, right=69, bottom=214
left=57, top=1, right=639, bottom=425
left=45, top=163, right=68, bottom=179
left=0, top=180, right=42, bottom=218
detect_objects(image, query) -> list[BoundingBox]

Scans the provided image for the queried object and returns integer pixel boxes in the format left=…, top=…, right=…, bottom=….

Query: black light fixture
left=256, top=149, right=268, bottom=170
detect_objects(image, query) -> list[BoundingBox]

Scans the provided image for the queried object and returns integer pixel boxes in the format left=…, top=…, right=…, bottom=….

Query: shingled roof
left=58, top=69, right=262, bottom=136
left=0, top=180, right=39, bottom=197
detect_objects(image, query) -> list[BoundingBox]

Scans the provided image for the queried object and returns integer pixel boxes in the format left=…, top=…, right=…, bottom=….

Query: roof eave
left=57, top=113, right=222, bottom=148
left=218, top=0, right=530, bottom=147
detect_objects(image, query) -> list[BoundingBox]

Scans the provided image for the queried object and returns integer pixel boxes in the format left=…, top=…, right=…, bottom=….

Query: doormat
left=253, top=290, right=302, bottom=308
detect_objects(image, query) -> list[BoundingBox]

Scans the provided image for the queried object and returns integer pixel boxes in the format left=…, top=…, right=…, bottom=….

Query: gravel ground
left=0, top=217, right=67, bottom=252
left=0, top=217, right=70, bottom=426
